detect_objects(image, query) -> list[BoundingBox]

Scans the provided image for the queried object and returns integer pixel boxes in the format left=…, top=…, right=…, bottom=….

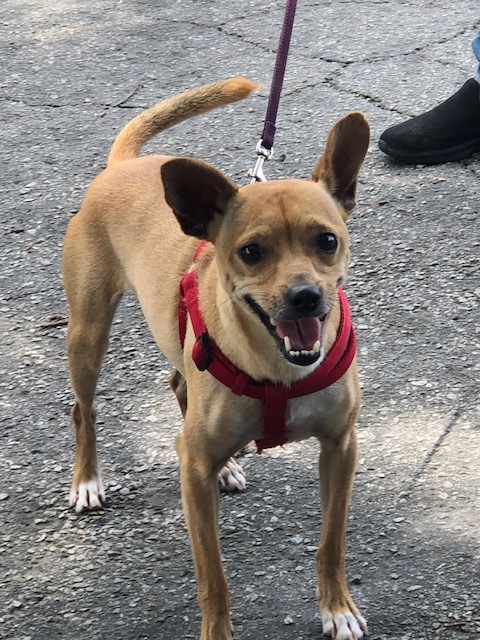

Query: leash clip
left=248, top=139, right=273, bottom=184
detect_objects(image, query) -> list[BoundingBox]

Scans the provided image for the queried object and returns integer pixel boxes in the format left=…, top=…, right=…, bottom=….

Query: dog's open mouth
left=245, top=296, right=325, bottom=366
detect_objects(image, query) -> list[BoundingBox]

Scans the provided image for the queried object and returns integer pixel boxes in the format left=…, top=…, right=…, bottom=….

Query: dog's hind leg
left=217, top=457, right=246, bottom=492
left=169, top=368, right=246, bottom=492
left=169, top=368, right=188, bottom=417
left=67, top=299, right=120, bottom=511
left=63, top=220, right=123, bottom=512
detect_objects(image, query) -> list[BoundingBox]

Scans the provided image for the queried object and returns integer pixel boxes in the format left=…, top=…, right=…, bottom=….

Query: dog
left=62, top=77, right=370, bottom=640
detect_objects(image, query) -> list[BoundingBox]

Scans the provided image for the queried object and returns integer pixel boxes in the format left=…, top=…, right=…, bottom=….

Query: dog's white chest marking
left=285, top=386, right=340, bottom=441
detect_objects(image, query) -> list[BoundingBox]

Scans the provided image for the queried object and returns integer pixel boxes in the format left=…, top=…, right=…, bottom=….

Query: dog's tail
left=107, top=77, right=258, bottom=167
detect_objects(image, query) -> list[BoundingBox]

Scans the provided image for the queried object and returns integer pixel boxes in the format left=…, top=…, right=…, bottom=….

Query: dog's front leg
left=317, top=427, right=368, bottom=640
left=170, top=369, right=246, bottom=493
left=176, top=429, right=232, bottom=640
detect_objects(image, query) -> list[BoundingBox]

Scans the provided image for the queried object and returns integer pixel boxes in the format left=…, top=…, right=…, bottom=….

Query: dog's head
left=161, top=112, right=369, bottom=368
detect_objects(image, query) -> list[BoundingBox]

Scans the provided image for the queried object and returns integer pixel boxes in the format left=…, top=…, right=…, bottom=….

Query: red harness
left=178, top=243, right=356, bottom=453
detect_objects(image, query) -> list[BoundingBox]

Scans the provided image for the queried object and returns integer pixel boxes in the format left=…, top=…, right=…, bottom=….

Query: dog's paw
left=70, top=476, right=106, bottom=512
left=322, top=611, right=368, bottom=640
left=218, top=458, right=246, bottom=492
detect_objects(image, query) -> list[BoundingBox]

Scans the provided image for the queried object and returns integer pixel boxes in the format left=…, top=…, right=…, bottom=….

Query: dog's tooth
left=270, top=317, right=276, bottom=326
left=289, top=350, right=300, bottom=357
left=284, top=336, right=292, bottom=352
left=301, top=350, right=309, bottom=356
left=313, top=340, right=321, bottom=353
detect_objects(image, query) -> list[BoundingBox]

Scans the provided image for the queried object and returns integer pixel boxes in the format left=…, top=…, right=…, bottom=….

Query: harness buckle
left=248, top=139, right=273, bottom=184
left=193, top=332, right=213, bottom=371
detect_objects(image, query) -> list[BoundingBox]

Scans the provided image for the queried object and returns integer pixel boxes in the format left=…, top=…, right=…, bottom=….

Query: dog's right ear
left=161, top=158, right=238, bottom=241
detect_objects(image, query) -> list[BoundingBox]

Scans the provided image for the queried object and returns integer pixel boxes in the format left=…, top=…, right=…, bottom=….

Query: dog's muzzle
left=245, top=291, right=327, bottom=366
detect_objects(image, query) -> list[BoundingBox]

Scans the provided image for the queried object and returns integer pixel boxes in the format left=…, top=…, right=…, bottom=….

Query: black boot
left=378, top=79, right=480, bottom=164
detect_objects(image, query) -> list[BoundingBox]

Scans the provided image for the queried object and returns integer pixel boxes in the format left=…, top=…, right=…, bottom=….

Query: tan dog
left=63, top=77, right=370, bottom=640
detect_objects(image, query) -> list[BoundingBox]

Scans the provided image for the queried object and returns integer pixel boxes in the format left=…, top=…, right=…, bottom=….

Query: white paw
left=218, top=458, right=246, bottom=492
left=322, top=611, right=368, bottom=640
left=70, top=476, right=105, bottom=512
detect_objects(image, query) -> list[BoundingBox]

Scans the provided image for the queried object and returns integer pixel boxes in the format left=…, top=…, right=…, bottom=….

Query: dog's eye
left=317, top=233, right=338, bottom=254
left=239, top=244, right=262, bottom=264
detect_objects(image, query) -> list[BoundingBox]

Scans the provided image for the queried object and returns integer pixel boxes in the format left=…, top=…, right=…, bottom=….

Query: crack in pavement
left=397, top=408, right=462, bottom=506
left=0, top=95, right=147, bottom=110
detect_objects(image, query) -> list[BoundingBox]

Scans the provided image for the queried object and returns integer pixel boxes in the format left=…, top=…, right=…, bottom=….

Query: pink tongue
left=275, top=317, right=322, bottom=351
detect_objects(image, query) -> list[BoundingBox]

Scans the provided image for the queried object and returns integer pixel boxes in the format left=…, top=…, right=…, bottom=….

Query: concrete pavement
left=1, top=1, right=479, bottom=639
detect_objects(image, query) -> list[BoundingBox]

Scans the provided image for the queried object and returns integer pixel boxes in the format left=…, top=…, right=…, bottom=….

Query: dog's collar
left=178, top=242, right=357, bottom=453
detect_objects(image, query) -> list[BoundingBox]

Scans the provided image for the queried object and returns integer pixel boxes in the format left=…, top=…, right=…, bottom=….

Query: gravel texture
left=1, top=1, right=479, bottom=639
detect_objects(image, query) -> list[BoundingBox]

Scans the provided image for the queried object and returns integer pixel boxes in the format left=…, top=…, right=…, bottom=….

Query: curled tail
left=107, top=77, right=258, bottom=167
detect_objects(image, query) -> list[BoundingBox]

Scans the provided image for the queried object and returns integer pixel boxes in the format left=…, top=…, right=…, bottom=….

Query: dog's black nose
left=286, top=285, right=322, bottom=315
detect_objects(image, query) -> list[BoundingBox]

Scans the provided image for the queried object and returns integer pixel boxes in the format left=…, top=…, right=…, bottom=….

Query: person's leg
left=378, top=31, right=480, bottom=164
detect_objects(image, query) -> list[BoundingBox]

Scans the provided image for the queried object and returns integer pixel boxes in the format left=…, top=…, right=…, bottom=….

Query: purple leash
left=249, top=0, right=298, bottom=183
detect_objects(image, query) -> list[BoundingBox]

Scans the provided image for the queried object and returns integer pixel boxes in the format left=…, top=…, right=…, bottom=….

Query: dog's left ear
left=311, top=112, right=370, bottom=219
left=161, top=158, right=238, bottom=240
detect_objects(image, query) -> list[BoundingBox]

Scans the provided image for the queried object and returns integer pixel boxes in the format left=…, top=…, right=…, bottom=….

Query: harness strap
left=178, top=243, right=356, bottom=452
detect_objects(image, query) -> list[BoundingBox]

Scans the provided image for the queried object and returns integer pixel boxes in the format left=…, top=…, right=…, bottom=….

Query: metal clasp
left=248, top=139, right=273, bottom=184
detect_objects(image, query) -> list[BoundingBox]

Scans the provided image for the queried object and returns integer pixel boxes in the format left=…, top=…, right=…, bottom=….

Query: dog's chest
left=285, top=386, right=341, bottom=441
